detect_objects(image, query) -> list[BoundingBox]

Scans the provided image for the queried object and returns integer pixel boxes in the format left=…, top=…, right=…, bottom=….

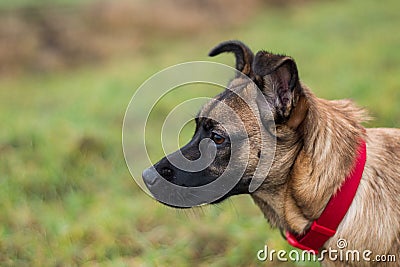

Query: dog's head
left=142, top=40, right=308, bottom=208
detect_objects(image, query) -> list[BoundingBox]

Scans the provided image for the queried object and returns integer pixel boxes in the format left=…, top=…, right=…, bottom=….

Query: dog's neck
left=252, top=85, right=367, bottom=234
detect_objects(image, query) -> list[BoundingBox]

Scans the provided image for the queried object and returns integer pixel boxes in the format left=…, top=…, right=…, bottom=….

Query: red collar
left=286, top=139, right=367, bottom=254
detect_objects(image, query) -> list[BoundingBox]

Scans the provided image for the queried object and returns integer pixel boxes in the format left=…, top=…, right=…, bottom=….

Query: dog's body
left=142, top=41, right=400, bottom=266
left=252, top=85, right=400, bottom=266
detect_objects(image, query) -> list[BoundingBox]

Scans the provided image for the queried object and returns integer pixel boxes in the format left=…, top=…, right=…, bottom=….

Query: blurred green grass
left=0, top=0, right=94, bottom=10
left=1, top=0, right=400, bottom=266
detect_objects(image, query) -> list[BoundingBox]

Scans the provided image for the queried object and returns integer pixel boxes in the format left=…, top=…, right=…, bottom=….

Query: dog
left=142, top=40, right=400, bottom=266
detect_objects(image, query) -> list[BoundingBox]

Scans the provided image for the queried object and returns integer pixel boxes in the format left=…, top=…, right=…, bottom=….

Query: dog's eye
left=211, top=132, right=225, bottom=145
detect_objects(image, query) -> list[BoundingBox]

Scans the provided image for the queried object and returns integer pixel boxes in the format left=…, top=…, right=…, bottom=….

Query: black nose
left=142, top=167, right=159, bottom=186
left=142, top=164, right=175, bottom=186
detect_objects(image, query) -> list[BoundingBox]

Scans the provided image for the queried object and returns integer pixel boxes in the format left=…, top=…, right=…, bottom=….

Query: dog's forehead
left=198, top=78, right=258, bottom=135
left=200, top=79, right=257, bottom=116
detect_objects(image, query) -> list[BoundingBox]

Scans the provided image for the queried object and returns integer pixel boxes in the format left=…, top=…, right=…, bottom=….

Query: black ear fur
left=209, top=40, right=254, bottom=77
left=252, top=51, right=299, bottom=92
left=253, top=51, right=301, bottom=120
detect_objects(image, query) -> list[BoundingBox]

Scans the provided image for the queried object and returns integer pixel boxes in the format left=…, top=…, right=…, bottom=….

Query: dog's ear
left=209, top=40, right=254, bottom=77
left=253, top=51, right=306, bottom=127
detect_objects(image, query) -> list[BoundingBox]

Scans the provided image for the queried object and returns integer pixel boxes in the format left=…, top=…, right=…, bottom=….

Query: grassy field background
left=1, top=0, right=400, bottom=266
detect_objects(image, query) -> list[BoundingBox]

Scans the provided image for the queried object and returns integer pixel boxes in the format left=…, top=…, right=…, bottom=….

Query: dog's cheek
left=243, top=155, right=260, bottom=179
left=242, top=138, right=263, bottom=175
left=206, top=156, right=230, bottom=177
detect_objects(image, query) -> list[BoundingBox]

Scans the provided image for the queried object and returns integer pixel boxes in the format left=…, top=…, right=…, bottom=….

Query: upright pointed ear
left=253, top=51, right=306, bottom=127
left=209, top=40, right=254, bottom=77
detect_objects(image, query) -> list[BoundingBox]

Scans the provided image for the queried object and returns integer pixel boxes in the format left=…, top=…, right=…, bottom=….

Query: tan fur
left=202, top=41, right=399, bottom=266
left=250, top=85, right=400, bottom=266
left=287, top=96, right=308, bottom=129
left=200, top=75, right=399, bottom=266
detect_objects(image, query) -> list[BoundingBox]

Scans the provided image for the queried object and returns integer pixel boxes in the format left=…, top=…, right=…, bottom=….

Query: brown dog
left=142, top=40, right=400, bottom=266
